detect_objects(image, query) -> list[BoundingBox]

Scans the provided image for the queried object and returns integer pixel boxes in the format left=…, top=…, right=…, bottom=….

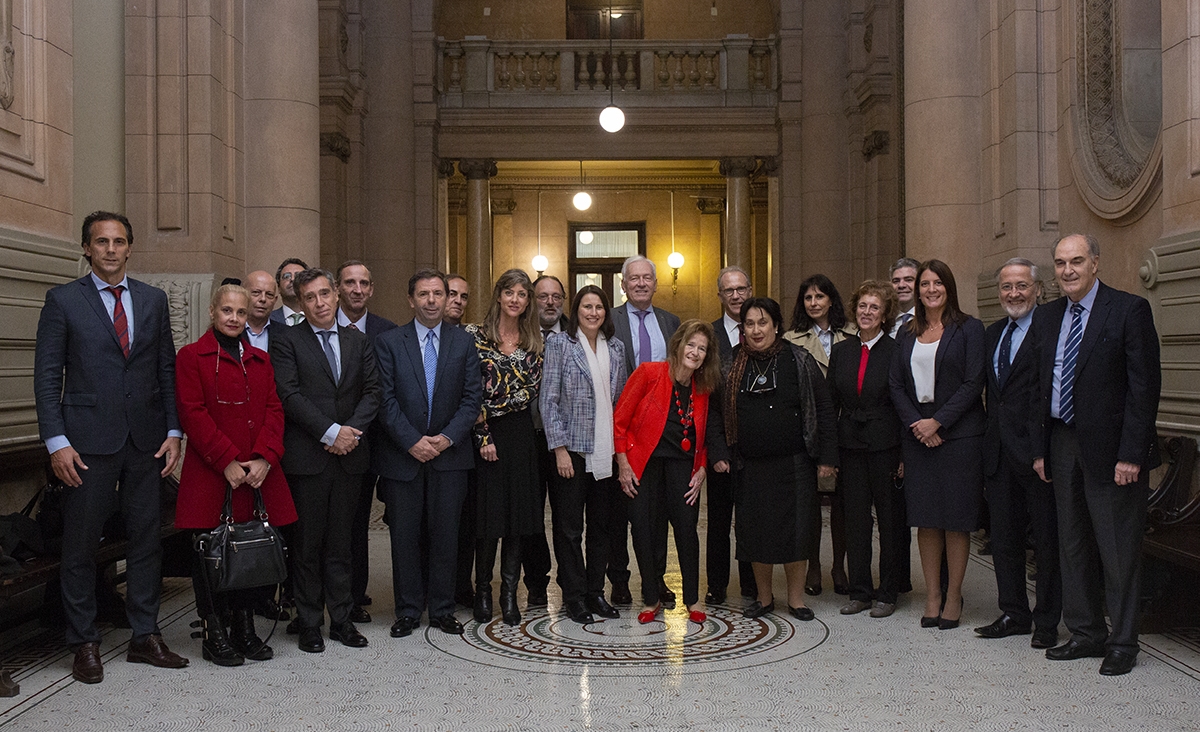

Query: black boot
left=199, top=614, right=244, bottom=667
left=229, top=608, right=273, bottom=661
left=499, top=539, right=523, bottom=626
left=474, top=586, right=494, bottom=623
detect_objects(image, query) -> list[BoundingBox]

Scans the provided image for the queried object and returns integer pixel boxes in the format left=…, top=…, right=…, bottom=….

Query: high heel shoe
left=637, top=603, right=662, bottom=624
left=688, top=609, right=707, bottom=624
left=920, top=615, right=941, bottom=628
left=939, top=597, right=964, bottom=631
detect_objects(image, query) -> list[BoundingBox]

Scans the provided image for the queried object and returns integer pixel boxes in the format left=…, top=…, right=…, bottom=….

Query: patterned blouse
left=466, top=323, right=543, bottom=447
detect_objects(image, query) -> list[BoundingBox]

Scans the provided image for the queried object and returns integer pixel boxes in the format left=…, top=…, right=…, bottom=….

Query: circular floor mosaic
left=427, top=604, right=828, bottom=677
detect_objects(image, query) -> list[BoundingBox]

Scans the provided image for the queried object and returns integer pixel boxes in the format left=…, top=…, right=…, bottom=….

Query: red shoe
left=637, top=603, right=662, bottom=624
left=688, top=610, right=707, bottom=624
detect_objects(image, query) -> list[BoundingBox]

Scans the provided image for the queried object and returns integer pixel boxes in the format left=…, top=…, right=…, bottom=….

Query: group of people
left=34, top=211, right=1160, bottom=686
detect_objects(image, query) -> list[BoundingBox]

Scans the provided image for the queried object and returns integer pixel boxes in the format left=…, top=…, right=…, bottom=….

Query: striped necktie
left=106, top=286, right=130, bottom=358
left=1059, top=303, right=1084, bottom=424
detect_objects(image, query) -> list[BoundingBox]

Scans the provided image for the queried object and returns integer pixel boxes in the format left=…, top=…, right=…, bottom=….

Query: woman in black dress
left=888, top=259, right=986, bottom=630
left=710, top=298, right=838, bottom=621
left=468, top=269, right=544, bottom=626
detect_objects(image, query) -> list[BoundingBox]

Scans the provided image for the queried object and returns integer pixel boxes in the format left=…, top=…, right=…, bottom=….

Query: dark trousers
left=987, top=452, right=1061, bottom=631
left=627, top=456, right=700, bottom=607
left=549, top=452, right=615, bottom=604
left=60, top=439, right=164, bottom=645
left=842, top=447, right=904, bottom=604
left=454, top=469, right=477, bottom=599
left=1050, top=421, right=1147, bottom=654
left=705, top=467, right=756, bottom=598
left=349, top=471, right=379, bottom=604
left=380, top=468, right=467, bottom=620
left=523, top=431, right=555, bottom=594
left=288, top=461, right=361, bottom=629
left=607, top=496, right=632, bottom=584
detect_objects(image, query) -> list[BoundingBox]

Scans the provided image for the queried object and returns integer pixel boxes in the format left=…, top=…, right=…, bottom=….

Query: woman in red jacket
left=614, top=319, right=721, bottom=626
left=175, top=284, right=298, bottom=666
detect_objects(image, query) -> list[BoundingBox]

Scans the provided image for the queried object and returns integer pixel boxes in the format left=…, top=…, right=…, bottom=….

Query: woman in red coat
left=175, top=284, right=297, bottom=666
left=614, top=319, right=721, bottom=626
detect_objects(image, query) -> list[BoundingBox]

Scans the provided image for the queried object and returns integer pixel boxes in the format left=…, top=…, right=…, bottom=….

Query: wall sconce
left=532, top=254, right=548, bottom=277
left=667, top=251, right=684, bottom=294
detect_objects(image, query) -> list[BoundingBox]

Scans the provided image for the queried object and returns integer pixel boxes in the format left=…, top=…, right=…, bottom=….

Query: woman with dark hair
left=888, top=259, right=986, bottom=630
left=783, top=273, right=854, bottom=596
left=827, top=281, right=905, bottom=619
left=540, top=285, right=628, bottom=624
left=175, top=284, right=298, bottom=665
left=710, top=297, right=838, bottom=621
left=614, top=319, right=720, bottom=626
left=467, top=268, right=544, bottom=626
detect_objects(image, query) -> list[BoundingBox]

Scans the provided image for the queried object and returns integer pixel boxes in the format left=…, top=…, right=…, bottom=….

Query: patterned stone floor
left=1, top=505, right=1198, bottom=731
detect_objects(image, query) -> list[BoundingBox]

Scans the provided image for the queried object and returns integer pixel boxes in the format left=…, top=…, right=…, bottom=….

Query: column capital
left=458, top=158, right=498, bottom=179
left=491, top=197, right=517, bottom=215
left=719, top=157, right=759, bottom=178
left=695, top=197, right=726, bottom=215
left=760, top=156, right=781, bottom=176
left=437, top=158, right=458, bottom=178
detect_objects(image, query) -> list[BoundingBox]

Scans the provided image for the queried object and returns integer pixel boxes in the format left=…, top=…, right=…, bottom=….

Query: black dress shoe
left=526, top=588, right=549, bottom=607
left=565, top=600, right=595, bottom=624
left=586, top=594, right=620, bottom=619
left=350, top=605, right=372, bottom=624
left=1031, top=628, right=1059, bottom=649
left=743, top=600, right=774, bottom=619
left=974, top=614, right=1032, bottom=639
left=804, top=583, right=822, bottom=596
left=920, top=615, right=941, bottom=628
left=705, top=590, right=727, bottom=605
left=659, top=582, right=677, bottom=609
left=1046, top=638, right=1106, bottom=661
left=429, top=616, right=465, bottom=635
left=329, top=622, right=369, bottom=648
left=610, top=581, right=633, bottom=605
left=789, top=606, right=815, bottom=621
left=390, top=617, right=420, bottom=638
left=298, top=627, right=325, bottom=653
left=1099, top=650, right=1137, bottom=676
left=72, top=642, right=104, bottom=684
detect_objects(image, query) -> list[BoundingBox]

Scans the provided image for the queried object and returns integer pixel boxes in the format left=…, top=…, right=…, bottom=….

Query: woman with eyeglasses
left=174, top=284, right=298, bottom=666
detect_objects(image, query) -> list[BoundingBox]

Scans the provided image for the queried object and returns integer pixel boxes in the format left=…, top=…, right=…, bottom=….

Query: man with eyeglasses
left=975, top=258, right=1062, bottom=652
left=270, top=258, right=310, bottom=328
left=704, top=266, right=758, bottom=604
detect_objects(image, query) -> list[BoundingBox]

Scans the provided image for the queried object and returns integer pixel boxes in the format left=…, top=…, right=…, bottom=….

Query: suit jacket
left=174, top=329, right=297, bottom=528
left=983, top=314, right=1040, bottom=477
left=34, top=275, right=180, bottom=455
left=540, top=332, right=627, bottom=454
left=270, top=322, right=381, bottom=476
left=712, top=317, right=736, bottom=366
left=371, top=321, right=483, bottom=482
left=827, top=334, right=902, bottom=452
left=611, top=303, right=681, bottom=376
left=1031, top=282, right=1161, bottom=483
left=783, top=325, right=857, bottom=376
left=345, top=311, right=399, bottom=342
left=888, top=317, right=987, bottom=442
left=613, top=361, right=708, bottom=481
left=269, top=308, right=290, bottom=327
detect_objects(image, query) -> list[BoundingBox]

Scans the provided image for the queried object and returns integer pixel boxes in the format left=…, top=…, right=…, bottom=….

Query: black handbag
left=195, top=483, right=288, bottom=592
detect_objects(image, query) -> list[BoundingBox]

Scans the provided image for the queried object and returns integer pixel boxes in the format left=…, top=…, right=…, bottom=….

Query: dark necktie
left=106, top=285, right=130, bottom=358
left=424, top=330, right=437, bottom=427
left=542, top=328, right=551, bottom=341
left=347, top=323, right=359, bottom=331
left=856, top=344, right=870, bottom=395
left=318, top=330, right=339, bottom=383
left=997, top=320, right=1018, bottom=389
left=1059, top=303, right=1084, bottom=424
left=635, top=309, right=652, bottom=366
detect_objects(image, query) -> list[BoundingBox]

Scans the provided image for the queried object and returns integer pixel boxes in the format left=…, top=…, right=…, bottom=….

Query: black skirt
left=902, top=404, right=984, bottom=532
left=475, top=409, right=543, bottom=539
left=734, top=451, right=818, bottom=564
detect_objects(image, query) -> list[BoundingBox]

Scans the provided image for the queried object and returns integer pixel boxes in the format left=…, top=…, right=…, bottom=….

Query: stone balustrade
left=438, top=35, right=777, bottom=108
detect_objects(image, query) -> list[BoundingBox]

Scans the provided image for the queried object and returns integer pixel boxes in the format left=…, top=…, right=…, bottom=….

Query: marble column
left=244, top=0, right=321, bottom=274
left=459, top=159, right=497, bottom=323
left=721, top=158, right=757, bottom=269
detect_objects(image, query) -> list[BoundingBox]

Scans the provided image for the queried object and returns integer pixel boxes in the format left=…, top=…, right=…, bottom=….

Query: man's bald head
left=245, top=270, right=278, bottom=328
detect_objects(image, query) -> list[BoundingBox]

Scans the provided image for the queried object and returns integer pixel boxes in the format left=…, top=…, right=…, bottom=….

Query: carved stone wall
left=136, top=274, right=218, bottom=354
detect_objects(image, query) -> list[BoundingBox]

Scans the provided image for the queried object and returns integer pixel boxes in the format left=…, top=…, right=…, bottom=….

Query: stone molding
left=719, top=157, right=758, bottom=178
left=695, top=197, right=725, bottom=215
left=458, top=158, right=498, bottom=179
left=320, top=131, right=352, bottom=163
left=135, top=274, right=217, bottom=353
left=1141, top=232, right=1200, bottom=437
left=861, top=130, right=890, bottom=161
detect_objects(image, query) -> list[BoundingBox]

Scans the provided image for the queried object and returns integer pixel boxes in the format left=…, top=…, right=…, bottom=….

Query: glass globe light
left=599, top=105, right=625, bottom=133
left=667, top=251, right=685, bottom=269
left=531, top=254, right=549, bottom=273
left=573, top=191, right=593, bottom=211
left=579, top=231, right=594, bottom=244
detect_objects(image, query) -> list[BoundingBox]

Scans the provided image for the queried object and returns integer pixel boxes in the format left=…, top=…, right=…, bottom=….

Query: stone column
left=904, top=0, right=982, bottom=307
left=244, top=0, right=321, bottom=273
left=459, top=159, right=497, bottom=323
left=721, top=158, right=757, bottom=270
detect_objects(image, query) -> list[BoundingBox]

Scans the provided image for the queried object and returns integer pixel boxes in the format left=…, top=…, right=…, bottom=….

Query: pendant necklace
left=750, top=357, right=773, bottom=387
left=673, top=382, right=695, bottom=453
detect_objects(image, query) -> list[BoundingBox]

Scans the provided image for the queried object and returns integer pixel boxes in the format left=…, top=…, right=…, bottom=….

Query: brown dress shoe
left=72, top=642, right=104, bottom=684
left=127, top=634, right=189, bottom=668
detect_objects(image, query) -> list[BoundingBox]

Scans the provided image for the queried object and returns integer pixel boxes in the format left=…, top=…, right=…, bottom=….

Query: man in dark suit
left=335, top=260, right=399, bottom=623
left=607, top=255, right=681, bottom=606
left=269, top=257, right=309, bottom=327
left=1032, top=234, right=1161, bottom=676
left=705, top=265, right=757, bottom=604
left=373, top=269, right=482, bottom=637
left=34, top=211, right=189, bottom=684
left=444, top=274, right=470, bottom=327
left=975, top=258, right=1061, bottom=649
left=271, top=268, right=381, bottom=653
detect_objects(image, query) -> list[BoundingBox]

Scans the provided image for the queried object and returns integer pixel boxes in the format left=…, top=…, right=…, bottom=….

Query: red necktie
left=347, top=323, right=359, bottom=331
left=856, top=344, right=869, bottom=395
left=107, top=285, right=130, bottom=358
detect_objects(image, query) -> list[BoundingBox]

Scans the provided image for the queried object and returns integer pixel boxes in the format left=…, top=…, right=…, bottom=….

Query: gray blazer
left=611, top=303, right=681, bottom=375
left=540, top=333, right=627, bottom=454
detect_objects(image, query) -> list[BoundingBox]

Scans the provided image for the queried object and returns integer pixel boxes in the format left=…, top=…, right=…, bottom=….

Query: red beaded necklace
left=673, top=381, right=695, bottom=453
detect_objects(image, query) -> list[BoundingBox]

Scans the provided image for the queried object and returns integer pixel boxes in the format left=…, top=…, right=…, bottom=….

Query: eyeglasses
left=536, top=293, right=564, bottom=303
left=999, top=282, right=1034, bottom=293
left=625, top=274, right=655, bottom=284
left=215, top=353, right=251, bottom=405
left=280, top=272, right=296, bottom=280
left=720, top=286, right=751, bottom=297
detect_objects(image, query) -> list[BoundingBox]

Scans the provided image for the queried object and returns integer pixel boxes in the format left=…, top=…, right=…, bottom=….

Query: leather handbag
left=195, top=483, right=288, bottom=592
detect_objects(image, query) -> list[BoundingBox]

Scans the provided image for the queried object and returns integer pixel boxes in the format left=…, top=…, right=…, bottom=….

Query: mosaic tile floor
left=1, top=505, right=1198, bottom=731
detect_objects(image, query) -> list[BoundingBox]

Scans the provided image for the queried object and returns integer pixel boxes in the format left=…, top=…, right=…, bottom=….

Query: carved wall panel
left=1141, top=234, right=1200, bottom=437
left=0, top=0, right=46, bottom=183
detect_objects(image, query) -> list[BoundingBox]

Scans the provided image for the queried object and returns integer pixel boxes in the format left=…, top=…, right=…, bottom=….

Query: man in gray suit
left=35, top=211, right=189, bottom=684
left=607, top=255, right=681, bottom=605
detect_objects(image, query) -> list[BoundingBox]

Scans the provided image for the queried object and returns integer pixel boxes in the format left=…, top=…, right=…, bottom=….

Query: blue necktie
left=997, top=320, right=1017, bottom=390
left=1059, top=303, right=1084, bottom=424
left=319, top=330, right=339, bottom=383
left=635, top=309, right=652, bottom=366
left=424, top=330, right=438, bottom=428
